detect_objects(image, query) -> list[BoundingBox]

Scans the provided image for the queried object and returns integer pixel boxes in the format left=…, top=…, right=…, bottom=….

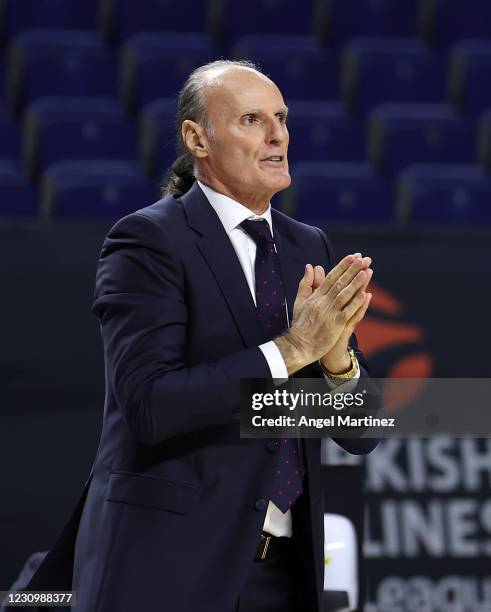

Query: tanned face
left=182, top=66, right=291, bottom=213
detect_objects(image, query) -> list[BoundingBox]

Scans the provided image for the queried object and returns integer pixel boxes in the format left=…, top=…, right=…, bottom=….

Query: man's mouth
left=260, top=156, right=285, bottom=163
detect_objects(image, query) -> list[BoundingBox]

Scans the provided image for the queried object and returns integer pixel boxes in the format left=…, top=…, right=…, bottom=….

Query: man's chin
left=270, top=173, right=291, bottom=193
left=260, top=170, right=291, bottom=192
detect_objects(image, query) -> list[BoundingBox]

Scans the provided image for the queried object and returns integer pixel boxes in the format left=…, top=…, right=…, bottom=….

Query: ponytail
left=161, top=153, right=195, bottom=196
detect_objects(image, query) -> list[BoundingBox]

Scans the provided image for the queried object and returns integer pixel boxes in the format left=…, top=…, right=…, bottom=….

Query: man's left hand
left=294, top=256, right=373, bottom=375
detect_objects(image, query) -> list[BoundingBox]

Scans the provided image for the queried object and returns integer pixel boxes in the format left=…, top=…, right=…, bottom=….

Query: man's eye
left=243, top=115, right=257, bottom=125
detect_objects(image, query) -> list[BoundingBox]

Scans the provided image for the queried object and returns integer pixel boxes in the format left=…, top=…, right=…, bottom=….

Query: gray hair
left=161, top=59, right=263, bottom=196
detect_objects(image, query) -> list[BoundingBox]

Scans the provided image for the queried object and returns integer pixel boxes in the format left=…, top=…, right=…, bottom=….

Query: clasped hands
left=274, top=253, right=373, bottom=376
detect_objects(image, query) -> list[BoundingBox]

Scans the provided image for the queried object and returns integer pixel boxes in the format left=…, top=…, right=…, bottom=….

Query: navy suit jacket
left=25, top=182, right=377, bottom=612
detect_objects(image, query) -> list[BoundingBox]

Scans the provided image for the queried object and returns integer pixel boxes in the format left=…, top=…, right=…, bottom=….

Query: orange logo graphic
left=356, top=283, right=433, bottom=413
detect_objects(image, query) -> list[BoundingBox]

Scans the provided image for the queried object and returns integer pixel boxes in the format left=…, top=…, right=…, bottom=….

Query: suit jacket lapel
left=180, top=183, right=264, bottom=348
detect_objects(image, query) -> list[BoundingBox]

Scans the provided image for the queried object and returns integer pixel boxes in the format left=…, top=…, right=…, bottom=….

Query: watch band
left=322, top=347, right=359, bottom=382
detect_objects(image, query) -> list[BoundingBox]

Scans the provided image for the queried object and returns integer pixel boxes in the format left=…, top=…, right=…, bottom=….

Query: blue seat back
left=369, top=103, right=476, bottom=175
left=10, top=31, right=118, bottom=111
left=122, top=33, right=212, bottom=112
left=343, top=38, right=445, bottom=113
left=233, top=36, right=338, bottom=101
left=0, top=160, right=37, bottom=216
left=282, top=162, right=393, bottom=224
left=24, top=97, right=138, bottom=176
left=398, top=163, right=491, bottom=224
left=42, top=160, right=160, bottom=219
left=286, top=101, right=365, bottom=163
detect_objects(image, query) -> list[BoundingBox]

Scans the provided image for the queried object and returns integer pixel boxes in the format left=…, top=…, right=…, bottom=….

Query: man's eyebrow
left=240, top=107, right=289, bottom=115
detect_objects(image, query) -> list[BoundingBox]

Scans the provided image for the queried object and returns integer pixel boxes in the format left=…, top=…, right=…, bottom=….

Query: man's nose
left=266, top=119, right=286, bottom=145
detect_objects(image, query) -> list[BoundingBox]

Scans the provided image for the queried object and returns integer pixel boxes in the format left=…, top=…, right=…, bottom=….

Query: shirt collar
left=197, top=180, right=273, bottom=236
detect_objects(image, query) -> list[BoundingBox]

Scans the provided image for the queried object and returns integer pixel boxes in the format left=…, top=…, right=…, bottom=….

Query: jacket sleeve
left=92, top=212, right=270, bottom=446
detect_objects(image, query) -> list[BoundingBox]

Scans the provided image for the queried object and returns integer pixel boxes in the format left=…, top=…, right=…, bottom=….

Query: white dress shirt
left=196, top=180, right=359, bottom=537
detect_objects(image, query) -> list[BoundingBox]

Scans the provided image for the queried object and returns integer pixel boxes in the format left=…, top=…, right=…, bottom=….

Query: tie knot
left=240, top=219, right=275, bottom=245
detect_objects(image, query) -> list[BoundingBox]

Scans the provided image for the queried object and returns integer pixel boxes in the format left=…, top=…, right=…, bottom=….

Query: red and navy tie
left=240, top=219, right=303, bottom=512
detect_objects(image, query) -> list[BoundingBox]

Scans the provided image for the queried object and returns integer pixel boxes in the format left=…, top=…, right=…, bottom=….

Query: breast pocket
left=106, top=470, right=201, bottom=515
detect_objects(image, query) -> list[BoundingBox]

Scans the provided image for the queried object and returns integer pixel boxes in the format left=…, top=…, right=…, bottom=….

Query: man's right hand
left=274, top=254, right=372, bottom=375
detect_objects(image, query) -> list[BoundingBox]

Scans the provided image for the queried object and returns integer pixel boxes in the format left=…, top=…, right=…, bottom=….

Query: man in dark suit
left=26, top=59, right=377, bottom=612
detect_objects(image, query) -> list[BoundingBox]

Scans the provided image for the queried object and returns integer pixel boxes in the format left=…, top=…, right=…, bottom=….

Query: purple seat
left=369, top=103, right=476, bottom=175
left=41, top=160, right=159, bottom=219
left=122, top=33, right=212, bottom=112
left=214, top=0, right=314, bottom=46
left=0, top=105, right=21, bottom=159
left=280, top=162, right=393, bottom=224
left=0, top=0, right=100, bottom=41
left=319, top=0, right=419, bottom=47
left=450, top=40, right=491, bottom=116
left=233, top=36, right=338, bottom=101
left=397, top=164, right=491, bottom=225
left=477, top=109, right=491, bottom=171
left=423, top=0, right=491, bottom=48
left=8, top=31, right=118, bottom=112
left=103, top=0, right=209, bottom=41
left=286, top=101, right=365, bottom=164
left=343, top=38, right=445, bottom=113
left=140, top=98, right=178, bottom=179
left=0, top=160, right=37, bottom=217
left=24, top=97, right=138, bottom=178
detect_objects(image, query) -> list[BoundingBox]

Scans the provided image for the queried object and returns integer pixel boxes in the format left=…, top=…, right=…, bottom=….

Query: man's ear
left=181, top=120, right=208, bottom=159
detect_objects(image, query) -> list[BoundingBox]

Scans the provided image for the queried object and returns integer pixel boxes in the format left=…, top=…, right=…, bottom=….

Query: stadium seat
left=280, top=162, right=393, bottom=224
left=422, top=0, right=491, bottom=47
left=478, top=109, right=491, bottom=171
left=121, top=33, right=212, bottom=113
left=140, top=98, right=178, bottom=179
left=318, top=0, right=420, bottom=47
left=286, top=101, right=365, bottom=164
left=0, top=57, right=5, bottom=99
left=342, top=38, right=445, bottom=113
left=0, top=105, right=21, bottom=159
left=450, top=40, right=491, bottom=116
left=233, top=36, right=338, bottom=101
left=8, top=31, right=118, bottom=112
left=397, top=164, right=491, bottom=225
left=41, top=160, right=160, bottom=219
left=0, top=160, right=37, bottom=217
left=24, top=97, right=138, bottom=178
left=368, top=103, right=476, bottom=175
left=0, top=0, right=100, bottom=41
left=101, top=0, right=209, bottom=41
left=213, top=0, right=314, bottom=46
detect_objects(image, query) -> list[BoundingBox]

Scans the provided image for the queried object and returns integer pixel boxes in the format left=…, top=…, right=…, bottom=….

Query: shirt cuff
left=321, top=358, right=360, bottom=393
left=259, top=341, right=288, bottom=383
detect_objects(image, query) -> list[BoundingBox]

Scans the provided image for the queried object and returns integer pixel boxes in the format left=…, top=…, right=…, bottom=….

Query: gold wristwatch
left=321, top=347, right=359, bottom=382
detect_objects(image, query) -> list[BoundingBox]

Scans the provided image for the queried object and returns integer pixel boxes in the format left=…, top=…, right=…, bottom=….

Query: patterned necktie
left=240, top=219, right=303, bottom=512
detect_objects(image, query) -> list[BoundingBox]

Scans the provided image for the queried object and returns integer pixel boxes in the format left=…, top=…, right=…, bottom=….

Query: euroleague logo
left=356, top=282, right=433, bottom=413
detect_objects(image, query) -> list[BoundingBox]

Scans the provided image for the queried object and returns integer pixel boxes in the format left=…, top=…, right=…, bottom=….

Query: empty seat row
left=7, top=97, right=491, bottom=181
left=0, top=160, right=160, bottom=219
left=281, top=162, right=491, bottom=225
left=1, top=158, right=488, bottom=226
left=7, top=30, right=118, bottom=112
left=1, top=0, right=490, bottom=47
left=4, top=32, right=491, bottom=115
left=24, top=97, right=138, bottom=178
left=368, top=103, right=476, bottom=175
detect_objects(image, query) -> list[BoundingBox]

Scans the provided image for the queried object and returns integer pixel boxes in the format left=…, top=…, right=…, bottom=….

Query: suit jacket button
left=254, top=498, right=267, bottom=511
left=266, top=440, right=279, bottom=453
